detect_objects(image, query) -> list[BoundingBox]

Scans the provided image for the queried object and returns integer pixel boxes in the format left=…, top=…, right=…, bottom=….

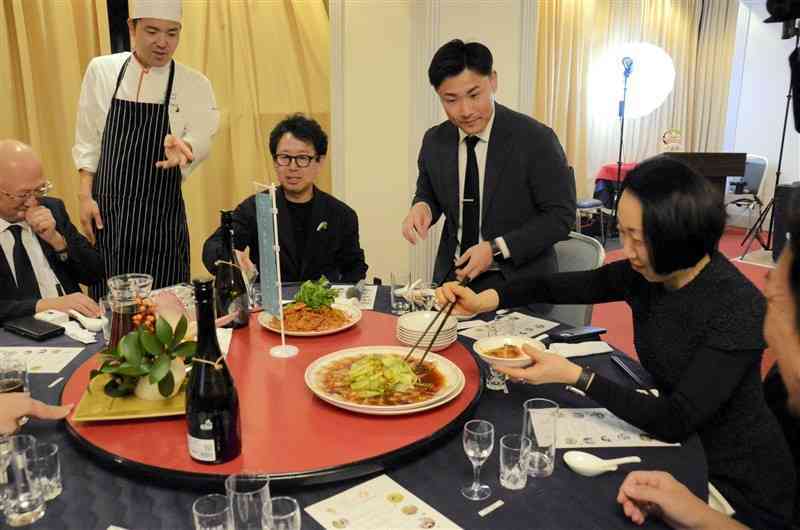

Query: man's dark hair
left=268, top=114, right=328, bottom=159
left=620, top=155, right=726, bottom=275
left=788, top=188, right=800, bottom=330
left=428, top=39, right=493, bottom=89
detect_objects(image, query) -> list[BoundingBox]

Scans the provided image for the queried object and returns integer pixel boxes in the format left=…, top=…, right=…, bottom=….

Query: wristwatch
left=490, top=239, right=504, bottom=258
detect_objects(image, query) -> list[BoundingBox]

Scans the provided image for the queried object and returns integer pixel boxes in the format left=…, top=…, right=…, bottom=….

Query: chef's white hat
left=132, top=0, right=182, bottom=24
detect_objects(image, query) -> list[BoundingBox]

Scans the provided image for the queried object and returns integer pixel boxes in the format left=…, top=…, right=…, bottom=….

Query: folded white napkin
left=62, top=321, right=96, bottom=344
left=548, top=341, right=613, bottom=358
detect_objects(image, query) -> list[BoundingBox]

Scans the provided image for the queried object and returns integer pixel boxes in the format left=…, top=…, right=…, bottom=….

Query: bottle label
left=187, top=433, right=216, bottom=462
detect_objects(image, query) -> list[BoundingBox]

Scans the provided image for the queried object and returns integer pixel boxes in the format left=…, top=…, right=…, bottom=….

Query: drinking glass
left=0, top=436, right=35, bottom=513
left=411, top=282, right=437, bottom=311
left=0, top=358, right=29, bottom=395
left=3, top=436, right=45, bottom=527
left=225, top=473, right=270, bottom=530
left=193, top=493, right=233, bottom=530
left=461, top=419, right=494, bottom=500
left=262, top=496, right=301, bottom=530
left=389, top=272, right=411, bottom=315
left=485, top=316, right=518, bottom=391
left=499, top=434, right=532, bottom=490
left=99, top=297, right=112, bottom=345
left=23, top=443, right=60, bottom=501
left=522, top=398, right=559, bottom=478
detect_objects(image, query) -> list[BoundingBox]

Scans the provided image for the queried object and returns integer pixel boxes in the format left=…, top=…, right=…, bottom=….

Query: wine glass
left=461, top=419, right=494, bottom=500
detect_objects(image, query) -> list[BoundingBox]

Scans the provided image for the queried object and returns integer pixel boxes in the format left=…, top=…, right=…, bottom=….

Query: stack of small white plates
left=396, top=311, right=458, bottom=351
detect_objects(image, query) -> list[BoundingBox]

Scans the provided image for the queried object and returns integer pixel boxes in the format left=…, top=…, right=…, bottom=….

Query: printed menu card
left=306, top=474, right=463, bottom=530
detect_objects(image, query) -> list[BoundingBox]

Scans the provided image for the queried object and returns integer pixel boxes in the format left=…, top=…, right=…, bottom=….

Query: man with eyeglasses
left=0, top=140, right=103, bottom=322
left=72, top=0, right=218, bottom=297
left=202, top=114, right=367, bottom=283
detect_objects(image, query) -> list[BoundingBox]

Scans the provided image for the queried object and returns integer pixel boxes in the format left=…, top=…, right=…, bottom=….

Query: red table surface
left=595, top=162, right=637, bottom=182
left=63, top=311, right=481, bottom=480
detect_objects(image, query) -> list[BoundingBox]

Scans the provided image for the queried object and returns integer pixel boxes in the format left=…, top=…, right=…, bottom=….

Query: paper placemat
left=305, top=474, right=463, bottom=530
left=0, top=347, right=84, bottom=374
left=459, top=312, right=559, bottom=340
left=532, top=407, right=679, bottom=448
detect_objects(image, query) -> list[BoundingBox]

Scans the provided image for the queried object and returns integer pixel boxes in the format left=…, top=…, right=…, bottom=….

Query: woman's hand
left=494, top=343, right=582, bottom=385
left=435, top=282, right=498, bottom=316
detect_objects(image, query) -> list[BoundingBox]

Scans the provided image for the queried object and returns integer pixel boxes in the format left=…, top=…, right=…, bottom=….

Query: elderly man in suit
left=0, top=140, right=103, bottom=322
left=402, top=39, right=576, bottom=291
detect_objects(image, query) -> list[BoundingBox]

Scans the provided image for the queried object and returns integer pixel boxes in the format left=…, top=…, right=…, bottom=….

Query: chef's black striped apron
left=89, top=56, right=190, bottom=299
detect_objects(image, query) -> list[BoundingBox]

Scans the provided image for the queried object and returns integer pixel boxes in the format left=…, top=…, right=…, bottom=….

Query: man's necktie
left=461, top=135, right=480, bottom=255
left=8, top=225, right=41, bottom=298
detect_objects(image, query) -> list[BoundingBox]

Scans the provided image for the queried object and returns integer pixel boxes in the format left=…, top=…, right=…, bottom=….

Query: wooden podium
left=663, top=152, right=747, bottom=196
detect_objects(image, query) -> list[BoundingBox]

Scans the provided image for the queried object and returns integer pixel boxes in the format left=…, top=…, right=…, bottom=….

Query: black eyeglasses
left=274, top=154, right=318, bottom=168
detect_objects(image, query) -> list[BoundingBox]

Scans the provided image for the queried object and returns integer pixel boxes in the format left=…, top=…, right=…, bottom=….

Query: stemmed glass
left=461, top=419, right=495, bottom=500
left=485, top=315, right=518, bottom=391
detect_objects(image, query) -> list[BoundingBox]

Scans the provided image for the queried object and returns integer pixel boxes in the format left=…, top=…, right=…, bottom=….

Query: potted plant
left=90, top=315, right=197, bottom=400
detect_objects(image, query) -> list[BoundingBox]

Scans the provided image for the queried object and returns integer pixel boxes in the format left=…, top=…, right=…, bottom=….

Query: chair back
left=742, top=154, right=768, bottom=196
left=544, top=232, right=605, bottom=328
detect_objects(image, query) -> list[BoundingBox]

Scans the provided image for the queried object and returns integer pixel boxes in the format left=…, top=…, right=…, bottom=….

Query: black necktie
left=461, top=135, right=480, bottom=254
left=8, top=225, right=41, bottom=298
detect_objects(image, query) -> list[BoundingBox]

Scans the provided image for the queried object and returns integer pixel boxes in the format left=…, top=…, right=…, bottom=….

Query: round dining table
left=0, top=286, right=708, bottom=530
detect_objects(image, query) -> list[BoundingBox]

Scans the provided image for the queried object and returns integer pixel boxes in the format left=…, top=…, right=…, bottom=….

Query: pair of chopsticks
left=404, top=273, right=470, bottom=371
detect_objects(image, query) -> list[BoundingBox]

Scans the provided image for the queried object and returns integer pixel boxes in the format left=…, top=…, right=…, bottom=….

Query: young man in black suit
left=0, top=140, right=103, bottom=321
left=202, top=115, right=368, bottom=283
left=402, top=39, right=576, bottom=291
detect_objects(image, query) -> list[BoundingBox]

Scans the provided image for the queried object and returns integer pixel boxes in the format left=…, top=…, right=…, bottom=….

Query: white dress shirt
left=454, top=103, right=510, bottom=259
left=0, top=220, right=61, bottom=299
left=72, top=52, right=219, bottom=179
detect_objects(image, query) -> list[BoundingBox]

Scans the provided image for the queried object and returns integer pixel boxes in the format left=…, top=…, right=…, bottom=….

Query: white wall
left=333, top=0, right=534, bottom=283
left=727, top=1, right=799, bottom=225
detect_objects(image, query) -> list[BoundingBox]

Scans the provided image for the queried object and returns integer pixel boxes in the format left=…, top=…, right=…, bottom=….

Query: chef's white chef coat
left=72, top=52, right=219, bottom=179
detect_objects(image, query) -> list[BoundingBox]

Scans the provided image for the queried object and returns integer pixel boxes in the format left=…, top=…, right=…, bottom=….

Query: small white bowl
left=472, top=336, right=546, bottom=368
left=397, top=311, right=458, bottom=334
left=396, top=333, right=455, bottom=351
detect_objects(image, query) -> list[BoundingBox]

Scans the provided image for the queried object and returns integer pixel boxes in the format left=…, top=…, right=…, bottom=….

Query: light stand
left=740, top=21, right=799, bottom=259
left=612, top=57, right=634, bottom=221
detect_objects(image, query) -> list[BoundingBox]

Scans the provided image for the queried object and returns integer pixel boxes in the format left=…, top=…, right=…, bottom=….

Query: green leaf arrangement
left=294, top=276, right=338, bottom=309
left=89, top=314, right=197, bottom=398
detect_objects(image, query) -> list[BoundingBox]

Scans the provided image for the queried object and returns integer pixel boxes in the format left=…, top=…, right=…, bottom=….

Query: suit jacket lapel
left=482, top=105, right=513, bottom=227
left=0, top=244, right=16, bottom=294
left=275, top=188, right=299, bottom=276
left=299, top=188, right=326, bottom=279
left=441, top=125, right=460, bottom=227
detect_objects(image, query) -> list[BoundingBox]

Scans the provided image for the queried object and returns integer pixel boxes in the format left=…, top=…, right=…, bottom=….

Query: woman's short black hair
left=620, top=155, right=726, bottom=275
left=428, top=39, right=493, bottom=89
left=268, top=114, right=328, bottom=159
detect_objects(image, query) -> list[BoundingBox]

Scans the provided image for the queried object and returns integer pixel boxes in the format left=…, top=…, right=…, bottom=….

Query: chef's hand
left=25, top=206, right=66, bottom=251
left=494, top=344, right=582, bottom=385
left=455, top=241, right=493, bottom=281
left=156, top=134, right=193, bottom=169
left=78, top=195, right=102, bottom=245
left=0, top=394, right=73, bottom=435
left=402, top=202, right=433, bottom=244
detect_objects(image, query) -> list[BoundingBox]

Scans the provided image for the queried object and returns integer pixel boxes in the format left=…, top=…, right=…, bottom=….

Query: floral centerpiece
left=90, top=314, right=197, bottom=400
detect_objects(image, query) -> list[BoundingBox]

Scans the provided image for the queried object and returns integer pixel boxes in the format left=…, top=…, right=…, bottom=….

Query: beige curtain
left=0, top=0, right=110, bottom=218
left=173, top=0, right=331, bottom=277
left=533, top=0, right=739, bottom=197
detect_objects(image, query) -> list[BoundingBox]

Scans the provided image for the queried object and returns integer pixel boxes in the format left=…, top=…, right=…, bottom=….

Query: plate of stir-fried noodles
left=257, top=277, right=362, bottom=336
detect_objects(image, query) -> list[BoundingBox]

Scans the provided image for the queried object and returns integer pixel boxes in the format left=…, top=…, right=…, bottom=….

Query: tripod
left=612, top=58, right=633, bottom=221
left=740, top=27, right=799, bottom=259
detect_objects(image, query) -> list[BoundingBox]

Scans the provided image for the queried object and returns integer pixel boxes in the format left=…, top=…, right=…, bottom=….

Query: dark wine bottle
left=186, top=277, right=242, bottom=465
left=214, top=210, right=250, bottom=328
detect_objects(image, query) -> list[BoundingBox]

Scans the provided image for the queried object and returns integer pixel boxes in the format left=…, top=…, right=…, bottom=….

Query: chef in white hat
left=72, top=0, right=219, bottom=297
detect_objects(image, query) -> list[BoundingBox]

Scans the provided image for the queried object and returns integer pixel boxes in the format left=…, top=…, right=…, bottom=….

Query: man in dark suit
left=0, top=140, right=103, bottom=322
left=202, top=115, right=367, bottom=283
left=402, top=40, right=576, bottom=291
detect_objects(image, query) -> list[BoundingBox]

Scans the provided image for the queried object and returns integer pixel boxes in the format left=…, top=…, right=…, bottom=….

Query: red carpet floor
left=590, top=227, right=776, bottom=376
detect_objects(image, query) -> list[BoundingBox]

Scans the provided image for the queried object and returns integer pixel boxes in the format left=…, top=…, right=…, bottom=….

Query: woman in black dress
left=438, top=156, right=795, bottom=527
